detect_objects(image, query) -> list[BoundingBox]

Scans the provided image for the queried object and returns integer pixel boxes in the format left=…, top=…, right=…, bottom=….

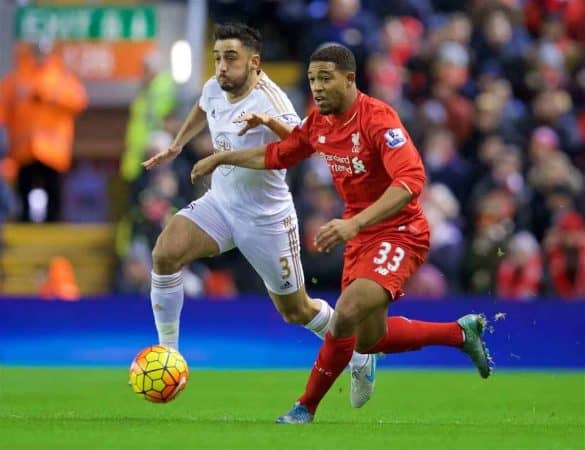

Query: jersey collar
left=326, top=91, right=363, bottom=127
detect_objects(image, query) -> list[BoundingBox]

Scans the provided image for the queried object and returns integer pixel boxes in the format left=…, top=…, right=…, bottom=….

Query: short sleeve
left=198, top=78, right=214, bottom=112
left=367, top=105, right=426, bottom=198
left=265, top=116, right=315, bottom=169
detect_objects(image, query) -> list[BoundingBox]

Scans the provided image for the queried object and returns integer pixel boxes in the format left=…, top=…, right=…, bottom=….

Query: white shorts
left=177, top=192, right=305, bottom=295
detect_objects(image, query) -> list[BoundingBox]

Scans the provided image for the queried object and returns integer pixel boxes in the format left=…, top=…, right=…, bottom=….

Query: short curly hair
left=310, top=44, right=356, bottom=72
left=213, top=23, right=262, bottom=54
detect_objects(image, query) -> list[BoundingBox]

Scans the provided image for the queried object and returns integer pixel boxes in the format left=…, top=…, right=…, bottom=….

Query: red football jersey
left=265, top=92, right=428, bottom=238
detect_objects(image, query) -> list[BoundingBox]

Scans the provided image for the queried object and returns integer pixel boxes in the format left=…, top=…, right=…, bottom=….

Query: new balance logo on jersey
left=352, top=157, right=366, bottom=174
left=318, top=135, right=326, bottom=144
left=384, top=128, right=407, bottom=148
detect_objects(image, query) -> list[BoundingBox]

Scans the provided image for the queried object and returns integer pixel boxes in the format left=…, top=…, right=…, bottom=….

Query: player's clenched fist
left=142, top=144, right=182, bottom=170
left=315, top=218, right=361, bottom=252
left=190, top=154, right=221, bottom=184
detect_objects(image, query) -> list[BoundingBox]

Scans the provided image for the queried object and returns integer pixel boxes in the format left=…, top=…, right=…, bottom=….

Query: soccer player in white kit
left=142, top=23, right=375, bottom=408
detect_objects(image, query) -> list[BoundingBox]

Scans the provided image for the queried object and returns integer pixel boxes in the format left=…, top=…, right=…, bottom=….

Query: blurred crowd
left=117, top=0, right=585, bottom=301
left=2, top=0, right=584, bottom=301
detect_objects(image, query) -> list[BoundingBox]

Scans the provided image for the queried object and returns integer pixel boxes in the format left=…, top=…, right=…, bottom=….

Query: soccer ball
left=129, top=345, right=189, bottom=403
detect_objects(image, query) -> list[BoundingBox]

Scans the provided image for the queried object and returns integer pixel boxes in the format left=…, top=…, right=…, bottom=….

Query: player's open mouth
left=314, top=96, right=326, bottom=105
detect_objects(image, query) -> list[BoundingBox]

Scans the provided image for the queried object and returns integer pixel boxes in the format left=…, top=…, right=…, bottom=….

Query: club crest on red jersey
left=351, top=132, right=361, bottom=153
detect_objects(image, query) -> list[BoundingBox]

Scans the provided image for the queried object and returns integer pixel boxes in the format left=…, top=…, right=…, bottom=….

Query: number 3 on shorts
left=279, top=257, right=292, bottom=279
left=373, top=242, right=405, bottom=272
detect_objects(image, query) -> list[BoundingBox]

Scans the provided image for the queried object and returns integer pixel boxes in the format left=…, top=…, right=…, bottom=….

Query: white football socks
left=304, top=298, right=369, bottom=368
left=303, top=298, right=333, bottom=339
left=151, top=271, right=184, bottom=350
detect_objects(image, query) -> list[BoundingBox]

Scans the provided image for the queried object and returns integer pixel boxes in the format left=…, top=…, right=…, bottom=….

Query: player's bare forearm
left=216, top=146, right=267, bottom=169
left=265, top=117, right=294, bottom=140
left=235, top=113, right=294, bottom=140
left=172, top=104, right=207, bottom=148
left=350, top=186, right=412, bottom=232
left=191, top=145, right=267, bottom=183
left=315, top=186, right=412, bottom=252
left=143, top=104, right=208, bottom=170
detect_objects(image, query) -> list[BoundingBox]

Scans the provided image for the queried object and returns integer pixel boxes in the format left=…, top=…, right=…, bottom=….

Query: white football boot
left=349, top=353, right=377, bottom=408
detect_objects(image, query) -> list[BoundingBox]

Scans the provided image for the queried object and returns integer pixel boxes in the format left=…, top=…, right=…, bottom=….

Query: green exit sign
left=15, top=6, right=156, bottom=41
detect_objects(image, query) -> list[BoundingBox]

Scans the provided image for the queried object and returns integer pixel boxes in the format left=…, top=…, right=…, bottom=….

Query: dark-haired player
left=143, top=25, right=376, bottom=408
left=191, top=44, right=493, bottom=423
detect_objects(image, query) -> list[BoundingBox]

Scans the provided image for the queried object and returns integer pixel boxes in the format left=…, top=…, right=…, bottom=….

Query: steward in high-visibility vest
left=0, top=44, right=88, bottom=174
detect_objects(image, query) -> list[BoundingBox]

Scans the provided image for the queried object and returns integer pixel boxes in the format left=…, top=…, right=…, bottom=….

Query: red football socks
left=297, top=317, right=463, bottom=414
left=299, top=332, right=355, bottom=414
left=366, top=316, right=463, bottom=354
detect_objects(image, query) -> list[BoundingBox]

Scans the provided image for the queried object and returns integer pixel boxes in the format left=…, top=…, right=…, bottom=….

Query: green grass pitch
left=1, top=368, right=583, bottom=450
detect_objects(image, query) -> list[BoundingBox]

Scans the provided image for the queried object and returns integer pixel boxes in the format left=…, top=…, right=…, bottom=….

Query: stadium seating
left=1, top=223, right=115, bottom=295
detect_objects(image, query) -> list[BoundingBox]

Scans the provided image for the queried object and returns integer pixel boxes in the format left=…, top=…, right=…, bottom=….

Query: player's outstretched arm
left=234, top=113, right=294, bottom=140
left=190, top=145, right=268, bottom=183
left=315, top=186, right=412, bottom=252
left=142, top=104, right=207, bottom=170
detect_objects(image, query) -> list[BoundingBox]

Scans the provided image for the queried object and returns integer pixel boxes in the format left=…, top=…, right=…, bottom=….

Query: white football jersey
left=198, top=72, right=300, bottom=225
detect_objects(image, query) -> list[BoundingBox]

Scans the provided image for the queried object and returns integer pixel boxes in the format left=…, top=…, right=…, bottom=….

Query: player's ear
left=345, top=71, right=356, bottom=87
left=250, top=53, right=261, bottom=71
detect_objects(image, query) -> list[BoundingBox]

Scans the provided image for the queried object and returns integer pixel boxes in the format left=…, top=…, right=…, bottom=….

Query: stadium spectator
left=39, top=256, right=81, bottom=301
left=469, top=145, right=532, bottom=229
left=121, top=51, right=176, bottom=195
left=529, top=89, right=582, bottom=161
left=496, top=231, right=543, bottom=300
left=0, top=40, right=87, bottom=222
left=403, top=263, right=449, bottom=299
left=367, top=15, right=423, bottom=120
left=422, top=128, right=473, bottom=206
left=422, top=183, right=465, bottom=291
left=543, top=211, right=585, bottom=299
left=301, top=0, right=380, bottom=94
left=464, top=187, right=517, bottom=294
left=471, top=6, right=531, bottom=96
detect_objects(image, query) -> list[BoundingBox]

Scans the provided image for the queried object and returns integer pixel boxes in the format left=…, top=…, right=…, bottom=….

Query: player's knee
left=152, top=243, right=183, bottom=274
left=331, top=302, right=360, bottom=335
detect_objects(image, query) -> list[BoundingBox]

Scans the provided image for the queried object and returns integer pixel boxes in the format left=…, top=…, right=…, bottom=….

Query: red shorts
left=341, top=231, right=430, bottom=299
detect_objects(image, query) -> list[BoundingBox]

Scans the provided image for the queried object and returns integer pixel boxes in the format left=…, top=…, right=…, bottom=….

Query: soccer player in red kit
left=191, top=44, right=493, bottom=423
